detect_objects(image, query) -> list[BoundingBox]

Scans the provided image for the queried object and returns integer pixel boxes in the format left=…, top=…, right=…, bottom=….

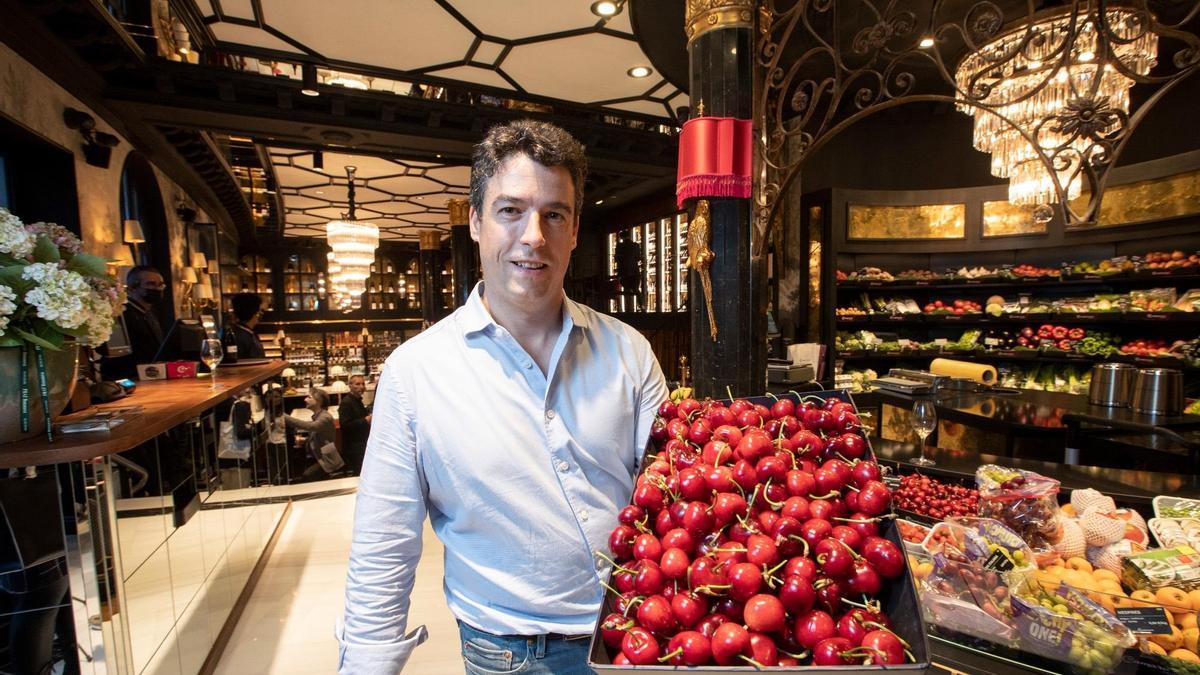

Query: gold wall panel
left=982, top=200, right=1048, bottom=237
left=848, top=203, right=965, bottom=240
left=1069, top=169, right=1200, bottom=227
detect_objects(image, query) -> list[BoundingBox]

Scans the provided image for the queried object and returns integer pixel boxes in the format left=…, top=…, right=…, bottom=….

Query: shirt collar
left=459, top=281, right=587, bottom=337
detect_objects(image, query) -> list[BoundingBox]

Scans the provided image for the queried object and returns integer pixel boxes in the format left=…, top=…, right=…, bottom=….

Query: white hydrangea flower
left=0, top=208, right=37, bottom=259
left=0, top=284, right=16, bottom=334
left=78, top=291, right=116, bottom=345
left=22, top=263, right=90, bottom=329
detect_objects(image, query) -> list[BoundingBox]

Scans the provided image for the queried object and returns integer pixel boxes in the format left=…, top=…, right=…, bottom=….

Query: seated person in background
left=229, top=293, right=266, bottom=359
left=102, top=265, right=166, bottom=380
left=337, top=374, right=372, bottom=475
left=284, top=388, right=338, bottom=482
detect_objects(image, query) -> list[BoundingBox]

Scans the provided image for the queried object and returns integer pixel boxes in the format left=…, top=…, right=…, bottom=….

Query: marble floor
left=213, top=479, right=462, bottom=674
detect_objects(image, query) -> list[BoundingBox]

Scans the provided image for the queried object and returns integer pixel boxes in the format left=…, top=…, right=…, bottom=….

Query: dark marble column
left=684, top=1, right=766, bottom=398
left=447, top=198, right=477, bottom=307
left=418, top=230, right=443, bottom=325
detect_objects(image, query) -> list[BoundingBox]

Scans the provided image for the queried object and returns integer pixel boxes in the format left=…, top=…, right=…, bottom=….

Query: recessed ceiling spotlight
left=627, top=66, right=652, bottom=78
left=590, top=1, right=619, bottom=17
left=595, top=199, right=604, bottom=205
left=1078, top=51, right=1095, bottom=62
left=919, top=37, right=935, bottom=48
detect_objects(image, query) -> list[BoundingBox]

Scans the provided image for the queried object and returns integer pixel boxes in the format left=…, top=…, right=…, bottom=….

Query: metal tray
left=586, top=389, right=931, bottom=672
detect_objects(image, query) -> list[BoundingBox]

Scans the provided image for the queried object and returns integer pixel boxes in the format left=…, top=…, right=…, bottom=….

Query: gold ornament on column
left=446, top=198, right=470, bottom=226
left=684, top=0, right=755, bottom=44
left=687, top=199, right=717, bottom=341
left=419, top=230, right=442, bottom=251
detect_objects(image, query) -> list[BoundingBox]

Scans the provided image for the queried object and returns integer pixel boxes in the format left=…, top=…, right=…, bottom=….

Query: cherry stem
left=737, top=654, right=766, bottom=670
left=695, top=584, right=731, bottom=595
left=781, top=649, right=809, bottom=660
left=658, top=648, right=682, bottom=663
left=726, top=385, right=735, bottom=401
left=599, top=579, right=623, bottom=597
left=844, top=483, right=861, bottom=493
left=783, top=535, right=810, bottom=557
left=766, top=392, right=779, bottom=401
left=594, top=551, right=632, bottom=574
left=836, top=538, right=864, bottom=560
left=634, top=515, right=651, bottom=534
left=840, top=596, right=872, bottom=611
left=762, top=480, right=784, bottom=509
left=864, top=623, right=909, bottom=648
left=904, top=648, right=916, bottom=663
left=808, top=491, right=841, bottom=500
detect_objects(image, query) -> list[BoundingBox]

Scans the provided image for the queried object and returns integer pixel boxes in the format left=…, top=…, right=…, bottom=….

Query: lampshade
left=190, top=252, right=208, bottom=269
left=207, top=261, right=219, bottom=275
left=123, top=219, right=145, bottom=244
left=281, top=367, right=297, bottom=378
left=180, top=267, right=198, bottom=283
left=329, top=364, right=348, bottom=376
left=193, top=285, right=213, bottom=300
left=197, top=271, right=211, bottom=286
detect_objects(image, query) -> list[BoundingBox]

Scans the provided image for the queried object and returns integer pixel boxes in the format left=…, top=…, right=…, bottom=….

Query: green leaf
left=66, top=253, right=107, bottom=278
left=0, top=265, right=32, bottom=296
left=33, top=322, right=66, bottom=349
left=0, top=334, right=21, bottom=348
left=13, top=327, right=60, bottom=351
left=32, top=235, right=60, bottom=264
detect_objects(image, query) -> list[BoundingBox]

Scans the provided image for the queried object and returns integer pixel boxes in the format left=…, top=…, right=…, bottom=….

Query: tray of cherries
left=587, top=390, right=929, bottom=672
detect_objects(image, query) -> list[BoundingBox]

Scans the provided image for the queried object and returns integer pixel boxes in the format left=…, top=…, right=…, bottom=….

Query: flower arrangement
left=0, top=208, right=123, bottom=350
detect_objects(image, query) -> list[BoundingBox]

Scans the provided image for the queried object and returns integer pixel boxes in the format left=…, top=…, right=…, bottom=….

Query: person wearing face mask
left=285, top=387, right=338, bottom=482
left=102, top=266, right=167, bottom=380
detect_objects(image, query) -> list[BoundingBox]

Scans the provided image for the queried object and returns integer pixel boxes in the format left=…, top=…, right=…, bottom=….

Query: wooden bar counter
left=0, top=360, right=287, bottom=469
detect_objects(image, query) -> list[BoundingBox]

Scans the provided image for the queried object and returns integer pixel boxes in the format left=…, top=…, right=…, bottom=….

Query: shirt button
left=558, top=461, right=570, bottom=473
left=523, top=361, right=533, bottom=369
left=580, top=509, right=589, bottom=522
left=545, top=410, right=556, bottom=421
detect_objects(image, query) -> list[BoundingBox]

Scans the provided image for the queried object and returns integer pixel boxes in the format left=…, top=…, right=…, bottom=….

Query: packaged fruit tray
left=587, top=390, right=929, bottom=673
left=896, top=520, right=930, bottom=555
left=1155, top=496, right=1200, bottom=520
left=1150, top=517, right=1200, bottom=550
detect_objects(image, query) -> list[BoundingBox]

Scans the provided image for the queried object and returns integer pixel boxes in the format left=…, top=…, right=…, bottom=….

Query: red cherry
left=755, top=455, right=788, bottom=484
left=771, top=398, right=796, bottom=419
left=737, top=409, right=763, bottom=428
left=857, top=480, right=892, bottom=516
left=793, top=609, right=836, bottom=649
left=784, top=555, right=818, bottom=581
left=666, top=417, right=689, bottom=441
left=728, top=399, right=753, bottom=416
left=851, top=460, right=882, bottom=487
left=657, top=400, right=678, bottom=419
left=677, top=398, right=702, bottom=420
left=636, top=594, right=676, bottom=634
left=860, top=629, right=906, bottom=664
left=745, top=533, right=780, bottom=567
left=632, top=533, right=663, bottom=562
left=812, top=636, right=857, bottom=665
left=712, top=492, right=748, bottom=527
left=747, top=631, right=780, bottom=667
left=789, top=430, right=825, bottom=459
left=671, top=591, right=708, bottom=628
left=664, top=630, right=712, bottom=666
left=861, top=536, right=905, bottom=579
left=705, top=406, right=736, bottom=428
left=705, top=465, right=737, bottom=492
left=831, top=524, right=864, bottom=552
left=621, top=626, right=661, bottom=665
left=633, top=482, right=666, bottom=512
left=633, top=559, right=666, bottom=595
left=661, top=527, right=696, bottom=554
left=695, top=613, right=727, bottom=638
left=785, top=470, right=816, bottom=498
left=711, top=622, right=751, bottom=665
left=687, top=418, right=714, bottom=445
left=660, top=547, right=690, bottom=580
left=650, top=417, right=668, bottom=443
left=680, top=501, right=714, bottom=536
left=600, top=611, right=632, bottom=648
left=778, top=574, right=816, bottom=614
left=837, top=610, right=870, bottom=645
left=815, top=538, right=855, bottom=578
left=846, top=558, right=882, bottom=595
left=736, top=432, right=773, bottom=463
left=608, top=524, right=636, bottom=559
left=731, top=459, right=759, bottom=492
left=800, top=518, right=833, bottom=549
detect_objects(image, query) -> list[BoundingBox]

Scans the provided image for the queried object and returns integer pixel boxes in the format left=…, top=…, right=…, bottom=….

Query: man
left=103, top=266, right=166, bottom=380
left=614, top=231, right=642, bottom=311
left=339, top=120, right=667, bottom=674
left=229, top=293, right=267, bottom=359
left=337, top=374, right=372, bottom=475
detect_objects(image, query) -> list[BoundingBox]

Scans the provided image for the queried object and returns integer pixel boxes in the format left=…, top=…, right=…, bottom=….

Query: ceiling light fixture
left=627, top=66, right=652, bottom=78
left=300, top=63, right=320, bottom=96
left=313, top=150, right=324, bottom=169
left=919, top=37, right=935, bottom=48
left=954, top=7, right=1157, bottom=207
left=326, top=165, right=378, bottom=296
left=590, top=1, right=619, bottom=17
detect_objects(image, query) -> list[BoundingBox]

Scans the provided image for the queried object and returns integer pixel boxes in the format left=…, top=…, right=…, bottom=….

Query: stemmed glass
left=910, top=399, right=937, bottom=466
left=201, top=339, right=223, bottom=389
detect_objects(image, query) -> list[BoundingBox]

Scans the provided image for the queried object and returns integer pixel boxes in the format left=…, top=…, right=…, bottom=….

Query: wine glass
left=911, top=399, right=937, bottom=466
left=201, top=339, right=223, bottom=389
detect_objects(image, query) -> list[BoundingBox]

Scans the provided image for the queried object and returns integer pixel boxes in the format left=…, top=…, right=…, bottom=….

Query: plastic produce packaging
left=1009, top=574, right=1135, bottom=672
left=976, top=465, right=1062, bottom=552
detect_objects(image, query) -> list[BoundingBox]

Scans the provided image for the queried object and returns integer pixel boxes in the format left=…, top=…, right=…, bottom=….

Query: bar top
left=0, top=360, right=287, bottom=469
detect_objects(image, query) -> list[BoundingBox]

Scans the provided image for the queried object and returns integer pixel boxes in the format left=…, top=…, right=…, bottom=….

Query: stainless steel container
left=1132, top=367, right=1185, bottom=416
left=1088, top=362, right=1136, bottom=408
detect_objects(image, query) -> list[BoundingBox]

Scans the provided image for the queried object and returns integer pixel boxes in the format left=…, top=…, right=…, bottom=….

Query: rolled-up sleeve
left=634, top=338, right=669, bottom=467
left=338, top=358, right=429, bottom=674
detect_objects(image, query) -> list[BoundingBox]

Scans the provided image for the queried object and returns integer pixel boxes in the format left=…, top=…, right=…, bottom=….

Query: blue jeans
left=457, top=621, right=596, bottom=675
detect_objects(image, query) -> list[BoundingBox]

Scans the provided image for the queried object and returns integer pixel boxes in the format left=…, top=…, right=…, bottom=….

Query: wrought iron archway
left=752, top=0, right=1200, bottom=255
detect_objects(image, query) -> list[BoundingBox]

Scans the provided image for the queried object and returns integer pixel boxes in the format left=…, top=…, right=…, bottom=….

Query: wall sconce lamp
left=123, top=219, right=145, bottom=244
left=190, top=252, right=208, bottom=269
left=63, top=107, right=120, bottom=168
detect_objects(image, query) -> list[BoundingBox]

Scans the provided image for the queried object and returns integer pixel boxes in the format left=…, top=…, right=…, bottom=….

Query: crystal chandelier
left=954, top=7, right=1158, bottom=208
left=326, top=166, right=377, bottom=296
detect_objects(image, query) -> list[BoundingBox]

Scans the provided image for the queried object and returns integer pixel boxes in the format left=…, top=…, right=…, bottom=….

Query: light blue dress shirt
left=338, top=283, right=668, bottom=673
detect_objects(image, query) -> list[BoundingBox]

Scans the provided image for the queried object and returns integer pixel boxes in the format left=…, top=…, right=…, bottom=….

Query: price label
left=915, top=280, right=931, bottom=287
left=1151, top=270, right=1173, bottom=277
left=982, top=549, right=1016, bottom=571
left=1115, top=607, right=1172, bottom=634
left=1146, top=313, right=1169, bottom=321
left=945, top=315, right=962, bottom=321
left=868, top=281, right=884, bottom=287
left=933, top=338, right=949, bottom=346
left=889, top=315, right=907, bottom=321
left=966, top=279, right=983, bottom=285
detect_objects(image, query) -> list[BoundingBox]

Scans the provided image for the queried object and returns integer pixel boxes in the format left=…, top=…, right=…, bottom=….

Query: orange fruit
left=1187, top=589, right=1200, bottom=610
left=1170, top=648, right=1200, bottom=664
left=1065, top=556, right=1093, bottom=573
left=1132, top=589, right=1158, bottom=608
left=1158, top=587, right=1192, bottom=613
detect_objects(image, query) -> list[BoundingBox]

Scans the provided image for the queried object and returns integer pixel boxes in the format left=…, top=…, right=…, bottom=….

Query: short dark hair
left=126, top=265, right=162, bottom=287
left=308, top=388, right=329, bottom=409
left=230, top=292, right=263, bottom=322
left=470, top=119, right=588, bottom=217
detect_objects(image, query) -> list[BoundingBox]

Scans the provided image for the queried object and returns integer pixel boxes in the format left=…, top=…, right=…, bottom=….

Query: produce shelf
left=835, top=350, right=1198, bottom=370
left=836, top=312, right=1200, bottom=326
left=836, top=271, right=1200, bottom=291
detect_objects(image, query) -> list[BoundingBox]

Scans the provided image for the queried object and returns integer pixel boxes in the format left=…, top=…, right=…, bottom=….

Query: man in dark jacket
left=338, top=374, right=371, bottom=475
left=103, top=266, right=166, bottom=380
left=230, top=293, right=267, bottom=359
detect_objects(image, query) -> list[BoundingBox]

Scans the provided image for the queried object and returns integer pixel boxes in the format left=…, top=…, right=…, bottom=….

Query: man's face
left=470, top=153, right=578, bottom=311
left=349, top=377, right=365, bottom=396
left=130, top=271, right=165, bottom=304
